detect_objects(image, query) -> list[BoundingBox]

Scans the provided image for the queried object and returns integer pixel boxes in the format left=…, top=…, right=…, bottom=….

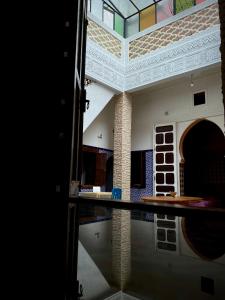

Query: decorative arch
left=179, top=118, right=205, bottom=163
left=178, top=119, right=225, bottom=199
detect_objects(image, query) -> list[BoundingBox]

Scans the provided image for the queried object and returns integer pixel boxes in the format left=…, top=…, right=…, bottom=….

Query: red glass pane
left=196, top=0, right=205, bottom=4
left=157, top=0, right=174, bottom=23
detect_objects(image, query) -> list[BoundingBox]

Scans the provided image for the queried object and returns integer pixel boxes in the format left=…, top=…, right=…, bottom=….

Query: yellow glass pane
left=140, top=5, right=156, bottom=31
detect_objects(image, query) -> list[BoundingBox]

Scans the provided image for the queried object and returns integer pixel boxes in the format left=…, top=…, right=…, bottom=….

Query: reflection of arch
left=181, top=215, right=225, bottom=261
left=179, top=119, right=225, bottom=200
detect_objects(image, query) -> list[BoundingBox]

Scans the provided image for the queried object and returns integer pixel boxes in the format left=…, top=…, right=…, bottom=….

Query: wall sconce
left=190, top=74, right=194, bottom=87
left=84, top=78, right=93, bottom=86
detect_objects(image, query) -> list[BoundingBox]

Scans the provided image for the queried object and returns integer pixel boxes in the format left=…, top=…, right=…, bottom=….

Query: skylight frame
left=98, top=0, right=199, bottom=37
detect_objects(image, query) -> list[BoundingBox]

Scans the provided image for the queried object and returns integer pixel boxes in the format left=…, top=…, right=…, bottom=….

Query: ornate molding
left=85, top=26, right=221, bottom=92
left=125, top=26, right=221, bottom=91
left=86, top=38, right=125, bottom=91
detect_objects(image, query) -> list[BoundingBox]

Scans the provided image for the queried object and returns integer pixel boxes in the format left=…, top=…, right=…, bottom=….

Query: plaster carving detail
left=86, top=38, right=125, bottom=91
left=128, top=3, right=219, bottom=60
left=125, top=26, right=220, bottom=90
left=87, top=19, right=122, bottom=58
left=86, top=26, right=221, bottom=92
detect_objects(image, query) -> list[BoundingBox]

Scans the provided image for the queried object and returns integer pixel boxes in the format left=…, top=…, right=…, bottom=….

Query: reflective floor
left=78, top=206, right=225, bottom=300
left=127, top=214, right=225, bottom=300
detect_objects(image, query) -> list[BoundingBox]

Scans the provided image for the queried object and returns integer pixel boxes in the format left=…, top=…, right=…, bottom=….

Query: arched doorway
left=180, top=120, right=225, bottom=203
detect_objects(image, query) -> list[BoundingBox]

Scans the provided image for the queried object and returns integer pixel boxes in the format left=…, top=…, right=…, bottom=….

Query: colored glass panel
left=126, top=14, right=139, bottom=37
left=105, top=0, right=137, bottom=18
left=115, top=13, right=124, bottom=36
left=196, top=0, right=205, bottom=4
left=133, top=0, right=155, bottom=10
left=157, top=0, right=174, bottom=23
left=175, top=0, right=194, bottom=14
left=103, top=7, right=114, bottom=29
left=87, top=0, right=91, bottom=12
left=91, top=0, right=103, bottom=20
left=140, top=5, right=156, bottom=31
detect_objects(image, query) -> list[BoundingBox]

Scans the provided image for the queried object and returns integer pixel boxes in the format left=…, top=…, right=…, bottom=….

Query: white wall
left=90, top=0, right=103, bottom=21
left=84, top=82, right=116, bottom=132
left=79, top=220, right=112, bottom=283
left=83, top=98, right=115, bottom=149
left=131, top=70, right=224, bottom=151
left=126, top=15, right=139, bottom=38
left=83, top=70, right=224, bottom=151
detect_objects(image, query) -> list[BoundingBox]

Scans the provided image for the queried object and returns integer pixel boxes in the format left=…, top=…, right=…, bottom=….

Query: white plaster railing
left=86, top=24, right=221, bottom=92
left=125, top=25, right=221, bottom=91
left=86, top=38, right=125, bottom=92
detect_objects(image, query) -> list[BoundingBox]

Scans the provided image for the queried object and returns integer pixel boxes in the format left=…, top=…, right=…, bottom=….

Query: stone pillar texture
left=112, top=92, right=132, bottom=290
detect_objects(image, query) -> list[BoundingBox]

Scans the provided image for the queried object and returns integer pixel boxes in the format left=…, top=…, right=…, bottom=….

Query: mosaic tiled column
left=112, top=92, right=132, bottom=290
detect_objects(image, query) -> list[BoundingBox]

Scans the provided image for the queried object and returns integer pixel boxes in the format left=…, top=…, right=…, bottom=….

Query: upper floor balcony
left=86, top=0, right=221, bottom=92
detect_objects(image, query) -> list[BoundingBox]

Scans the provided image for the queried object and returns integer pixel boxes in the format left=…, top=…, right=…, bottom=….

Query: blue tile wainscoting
left=81, top=147, right=153, bottom=199
left=80, top=148, right=154, bottom=223
left=131, top=150, right=154, bottom=222
left=131, top=150, right=153, bottom=202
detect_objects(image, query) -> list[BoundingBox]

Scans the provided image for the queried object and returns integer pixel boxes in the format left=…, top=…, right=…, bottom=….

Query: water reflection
left=128, top=212, right=225, bottom=300
left=181, top=215, right=225, bottom=261
left=78, top=206, right=225, bottom=300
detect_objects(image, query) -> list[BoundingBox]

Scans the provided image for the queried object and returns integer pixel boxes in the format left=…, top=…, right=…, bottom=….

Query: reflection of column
left=112, top=210, right=131, bottom=289
left=112, top=92, right=132, bottom=290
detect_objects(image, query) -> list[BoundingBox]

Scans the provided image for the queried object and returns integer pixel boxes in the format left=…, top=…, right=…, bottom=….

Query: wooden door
left=153, top=123, right=177, bottom=196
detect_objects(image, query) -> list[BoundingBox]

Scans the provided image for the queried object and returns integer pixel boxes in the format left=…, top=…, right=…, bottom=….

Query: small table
left=141, top=195, right=204, bottom=204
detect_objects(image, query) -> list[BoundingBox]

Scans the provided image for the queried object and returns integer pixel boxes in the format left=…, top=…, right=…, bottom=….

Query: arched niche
left=178, top=119, right=225, bottom=201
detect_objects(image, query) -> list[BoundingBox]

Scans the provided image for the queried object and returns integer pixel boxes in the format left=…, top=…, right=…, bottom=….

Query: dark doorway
left=183, top=120, right=225, bottom=202
left=105, top=155, right=113, bottom=192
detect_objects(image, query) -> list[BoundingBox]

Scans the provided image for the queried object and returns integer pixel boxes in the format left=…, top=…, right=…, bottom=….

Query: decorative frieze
left=86, top=38, right=125, bottom=91
left=87, top=19, right=122, bottom=58
left=128, top=3, right=219, bottom=60
left=86, top=23, right=221, bottom=92
left=125, top=26, right=221, bottom=91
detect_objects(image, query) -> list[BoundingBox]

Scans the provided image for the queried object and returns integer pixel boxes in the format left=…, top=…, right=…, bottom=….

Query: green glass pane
left=115, top=14, right=124, bottom=36
left=176, top=0, right=194, bottom=14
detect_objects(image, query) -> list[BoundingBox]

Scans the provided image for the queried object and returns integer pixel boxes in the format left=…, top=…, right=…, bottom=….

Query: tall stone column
left=112, top=92, right=132, bottom=290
